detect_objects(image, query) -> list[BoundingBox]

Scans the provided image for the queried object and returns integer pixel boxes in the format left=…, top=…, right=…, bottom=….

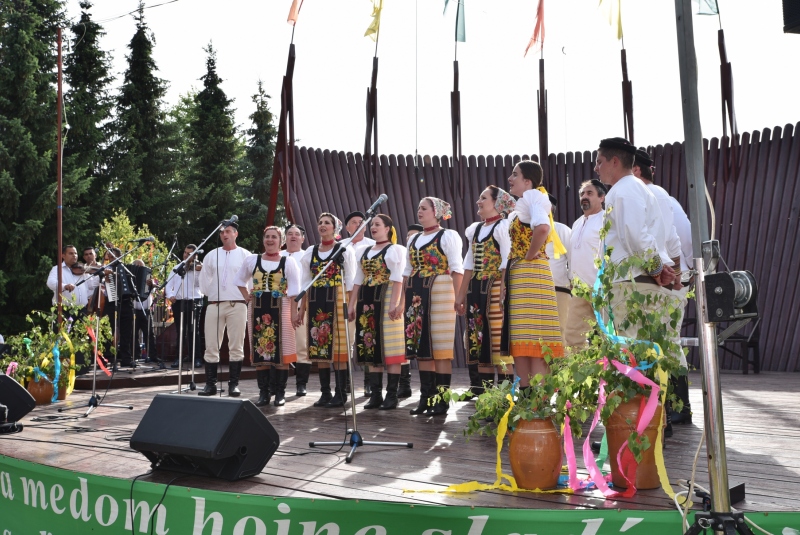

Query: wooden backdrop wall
left=287, top=123, right=800, bottom=372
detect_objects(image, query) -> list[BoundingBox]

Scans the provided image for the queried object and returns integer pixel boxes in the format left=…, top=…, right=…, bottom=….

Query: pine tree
left=63, top=0, right=114, bottom=247
left=108, top=2, right=174, bottom=239
left=236, top=81, right=278, bottom=252
left=0, top=0, right=65, bottom=332
left=188, top=42, right=243, bottom=236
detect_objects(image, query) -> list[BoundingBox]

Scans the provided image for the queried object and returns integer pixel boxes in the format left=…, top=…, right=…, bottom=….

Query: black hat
left=548, top=193, right=558, bottom=206
left=407, top=223, right=423, bottom=233
left=286, top=223, right=306, bottom=235
left=634, top=148, right=653, bottom=167
left=599, top=137, right=637, bottom=155
left=344, top=211, right=366, bottom=225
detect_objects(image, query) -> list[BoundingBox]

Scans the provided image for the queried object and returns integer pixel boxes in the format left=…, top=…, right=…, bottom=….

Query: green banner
left=0, top=455, right=797, bottom=534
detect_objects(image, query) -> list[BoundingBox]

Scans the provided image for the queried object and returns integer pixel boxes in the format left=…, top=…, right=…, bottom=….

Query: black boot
left=326, top=368, right=349, bottom=408
left=255, top=368, right=271, bottom=407
left=664, top=409, right=673, bottom=438
left=379, top=373, right=400, bottom=410
left=274, top=369, right=289, bottom=406
left=295, top=363, right=311, bottom=396
left=363, top=365, right=372, bottom=397
left=314, top=367, right=333, bottom=407
left=479, top=372, right=496, bottom=394
left=397, top=363, right=412, bottom=398
left=464, top=364, right=482, bottom=399
left=409, top=371, right=436, bottom=415
left=345, top=368, right=352, bottom=394
left=670, top=374, right=692, bottom=424
left=227, top=361, right=242, bottom=397
left=363, top=372, right=384, bottom=409
left=198, top=362, right=218, bottom=396
left=429, top=373, right=451, bottom=415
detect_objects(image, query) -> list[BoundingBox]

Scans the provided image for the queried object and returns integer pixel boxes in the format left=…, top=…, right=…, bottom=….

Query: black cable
left=129, top=470, right=153, bottom=535
left=149, top=473, right=193, bottom=535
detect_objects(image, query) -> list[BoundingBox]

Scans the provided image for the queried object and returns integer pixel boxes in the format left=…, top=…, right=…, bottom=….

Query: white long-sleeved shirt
left=508, top=188, right=551, bottom=227
left=235, top=254, right=302, bottom=297
left=463, top=219, right=511, bottom=271
left=670, top=197, right=694, bottom=271
left=353, top=244, right=407, bottom=285
left=403, top=229, right=465, bottom=277
left=200, top=246, right=252, bottom=301
left=46, top=263, right=99, bottom=307
left=647, top=183, right=682, bottom=260
left=547, top=221, right=572, bottom=288
left=165, top=267, right=203, bottom=301
left=299, top=245, right=357, bottom=292
left=570, top=211, right=604, bottom=288
left=605, top=175, right=672, bottom=280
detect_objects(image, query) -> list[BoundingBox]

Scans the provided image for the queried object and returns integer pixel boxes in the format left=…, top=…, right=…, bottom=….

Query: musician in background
left=131, top=259, right=160, bottom=364
left=102, top=247, right=134, bottom=369
left=82, top=246, right=101, bottom=273
left=166, top=244, right=204, bottom=369
left=47, top=245, right=98, bottom=309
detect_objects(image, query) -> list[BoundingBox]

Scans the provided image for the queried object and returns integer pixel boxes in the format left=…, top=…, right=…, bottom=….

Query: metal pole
left=673, top=0, right=731, bottom=517
left=56, top=28, right=63, bottom=325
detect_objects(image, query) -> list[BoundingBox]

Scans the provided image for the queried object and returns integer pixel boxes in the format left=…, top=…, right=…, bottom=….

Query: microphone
left=222, top=215, right=239, bottom=228
left=129, top=236, right=155, bottom=243
left=365, top=194, right=388, bottom=216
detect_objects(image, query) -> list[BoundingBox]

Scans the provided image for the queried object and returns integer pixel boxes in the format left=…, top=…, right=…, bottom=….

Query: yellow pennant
left=364, top=0, right=383, bottom=42
left=598, top=0, right=623, bottom=40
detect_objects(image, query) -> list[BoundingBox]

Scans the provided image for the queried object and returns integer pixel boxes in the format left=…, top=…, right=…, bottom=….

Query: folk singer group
left=47, top=138, right=694, bottom=423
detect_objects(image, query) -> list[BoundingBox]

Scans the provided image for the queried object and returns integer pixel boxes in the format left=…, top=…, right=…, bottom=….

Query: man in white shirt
left=47, top=245, right=98, bottom=309
left=166, top=244, right=205, bottom=369
left=198, top=222, right=251, bottom=397
left=564, top=179, right=606, bottom=348
left=594, top=137, right=678, bottom=342
left=546, top=195, right=572, bottom=345
left=283, top=224, right=310, bottom=396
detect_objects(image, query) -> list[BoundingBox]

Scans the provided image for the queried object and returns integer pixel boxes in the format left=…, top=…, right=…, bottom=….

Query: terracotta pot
left=27, top=379, right=54, bottom=406
left=508, top=418, right=563, bottom=490
left=606, top=394, right=664, bottom=490
left=57, top=385, right=68, bottom=400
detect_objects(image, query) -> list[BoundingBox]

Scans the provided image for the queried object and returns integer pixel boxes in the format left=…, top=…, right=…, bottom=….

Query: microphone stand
left=302, top=206, right=413, bottom=463
left=59, top=246, right=147, bottom=417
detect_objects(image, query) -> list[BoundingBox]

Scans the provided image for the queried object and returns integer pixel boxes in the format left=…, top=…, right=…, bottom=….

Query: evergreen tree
left=0, top=0, right=65, bottom=332
left=188, top=42, right=243, bottom=237
left=236, top=81, right=278, bottom=252
left=108, top=2, right=174, bottom=240
left=63, top=0, right=114, bottom=247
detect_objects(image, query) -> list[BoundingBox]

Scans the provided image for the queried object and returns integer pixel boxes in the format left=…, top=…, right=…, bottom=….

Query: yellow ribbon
left=537, top=187, right=567, bottom=259
left=61, top=331, right=76, bottom=395
left=654, top=366, right=690, bottom=506
left=404, top=393, right=572, bottom=495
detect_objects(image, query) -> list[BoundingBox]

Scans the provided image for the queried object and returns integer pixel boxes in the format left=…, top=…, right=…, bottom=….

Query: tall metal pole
left=56, top=27, right=64, bottom=326
left=673, top=0, right=732, bottom=517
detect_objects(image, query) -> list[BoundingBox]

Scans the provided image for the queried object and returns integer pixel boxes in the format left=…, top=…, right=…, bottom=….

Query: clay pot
left=606, top=394, right=664, bottom=490
left=508, top=418, right=563, bottom=490
left=57, top=385, right=68, bottom=400
left=27, top=379, right=54, bottom=406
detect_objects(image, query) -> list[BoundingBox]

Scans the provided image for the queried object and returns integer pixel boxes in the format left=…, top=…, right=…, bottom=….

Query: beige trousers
left=204, top=302, right=247, bottom=363
left=554, top=291, right=572, bottom=346
left=564, top=297, right=596, bottom=349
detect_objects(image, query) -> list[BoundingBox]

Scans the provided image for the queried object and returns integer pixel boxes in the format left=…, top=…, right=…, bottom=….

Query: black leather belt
left=208, top=300, right=246, bottom=305
left=555, top=286, right=572, bottom=294
left=633, top=275, right=659, bottom=286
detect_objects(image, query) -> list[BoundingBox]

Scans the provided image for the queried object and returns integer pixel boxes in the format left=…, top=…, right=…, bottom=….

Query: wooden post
left=56, top=27, right=63, bottom=325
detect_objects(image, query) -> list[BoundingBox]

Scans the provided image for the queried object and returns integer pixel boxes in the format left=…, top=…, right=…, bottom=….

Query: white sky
left=65, top=0, right=800, bottom=157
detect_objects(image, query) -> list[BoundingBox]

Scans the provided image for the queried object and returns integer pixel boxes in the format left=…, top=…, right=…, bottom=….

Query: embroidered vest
left=310, top=245, right=343, bottom=288
left=471, top=222, right=502, bottom=280
left=409, top=230, right=450, bottom=277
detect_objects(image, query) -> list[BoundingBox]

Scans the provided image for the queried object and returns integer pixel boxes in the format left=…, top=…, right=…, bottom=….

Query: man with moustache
left=564, top=179, right=606, bottom=348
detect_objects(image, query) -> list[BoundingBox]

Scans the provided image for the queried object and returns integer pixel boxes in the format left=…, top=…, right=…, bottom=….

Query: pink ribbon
left=5, top=362, right=18, bottom=376
left=86, top=326, right=112, bottom=377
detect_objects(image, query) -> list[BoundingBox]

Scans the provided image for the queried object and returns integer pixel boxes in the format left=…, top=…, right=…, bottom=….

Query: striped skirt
left=405, top=274, right=456, bottom=361
left=507, top=259, right=564, bottom=358
left=295, top=307, right=309, bottom=364
left=429, top=275, right=456, bottom=360
left=381, top=284, right=407, bottom=365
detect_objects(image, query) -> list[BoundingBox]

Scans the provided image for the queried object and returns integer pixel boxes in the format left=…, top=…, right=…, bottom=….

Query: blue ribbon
left=51, top=344, right=61, bottom=402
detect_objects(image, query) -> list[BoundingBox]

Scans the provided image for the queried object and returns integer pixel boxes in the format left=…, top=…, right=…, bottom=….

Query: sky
left=64, top=0, right=800, bottom=158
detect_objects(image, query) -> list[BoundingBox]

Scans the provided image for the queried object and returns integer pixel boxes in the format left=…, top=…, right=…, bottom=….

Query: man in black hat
left=197, top=220, right=251, bottom=397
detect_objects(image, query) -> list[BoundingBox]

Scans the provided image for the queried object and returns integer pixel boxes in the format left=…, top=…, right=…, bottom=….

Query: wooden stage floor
left=1, top=369, right=797, bottom=512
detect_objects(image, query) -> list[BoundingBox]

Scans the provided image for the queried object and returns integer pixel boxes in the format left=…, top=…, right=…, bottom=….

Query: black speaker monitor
left=130, top=395, right=279, bottom=481
left=785, top=0, right=800, bottom=33
left=0, top=375, right=37, bottom=422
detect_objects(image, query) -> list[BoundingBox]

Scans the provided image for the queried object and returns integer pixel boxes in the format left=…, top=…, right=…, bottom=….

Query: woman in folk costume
left=347, top=214, right=407, bottom=410
left=236, top=226, right=300, bottom=407
left=403, top=197, right=464, bottom=416
left=283, top=224, right=311, bottom=397
left=503, top=160, right=566, bottom=387
left=298, top=213, right=356, bottom=408
left=455, top=186, right=515, bottom=395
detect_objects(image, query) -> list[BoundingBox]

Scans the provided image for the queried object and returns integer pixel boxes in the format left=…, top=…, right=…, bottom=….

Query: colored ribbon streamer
left=61, top=331, right=76, bottom=395
left=86, top=326, right=112, bottom=377
left=364, top=0, right=383, bottom=41
left=536, top=187, right=567, bottom=258
left=5, top=362, right=18, bottom=377
left=50, top=344, right=62, bottom=403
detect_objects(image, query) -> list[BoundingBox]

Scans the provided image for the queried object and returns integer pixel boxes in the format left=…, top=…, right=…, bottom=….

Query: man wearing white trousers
left=198, top=221, right=251, bottom=397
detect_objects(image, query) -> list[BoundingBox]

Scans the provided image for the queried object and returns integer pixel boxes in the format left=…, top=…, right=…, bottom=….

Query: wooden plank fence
left=288, top=123, right=800, bottom=372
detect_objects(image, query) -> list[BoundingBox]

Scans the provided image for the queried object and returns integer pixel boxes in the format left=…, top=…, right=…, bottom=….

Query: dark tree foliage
left=0, top=0, right=65, bottom=332
left=108, top=2, right=175, bottom=240
left=63, top=0, right=114, bottom=248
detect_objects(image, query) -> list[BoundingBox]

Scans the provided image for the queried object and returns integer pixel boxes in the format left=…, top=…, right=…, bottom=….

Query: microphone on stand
left=222, top=215, right=239, bottom=228
left=129, top=236, right=155, bottom=243
left=365, top=194, right=388, bottom=216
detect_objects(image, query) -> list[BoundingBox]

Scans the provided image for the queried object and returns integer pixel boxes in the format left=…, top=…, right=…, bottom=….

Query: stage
left=0, top=369, right=798, bottom=534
